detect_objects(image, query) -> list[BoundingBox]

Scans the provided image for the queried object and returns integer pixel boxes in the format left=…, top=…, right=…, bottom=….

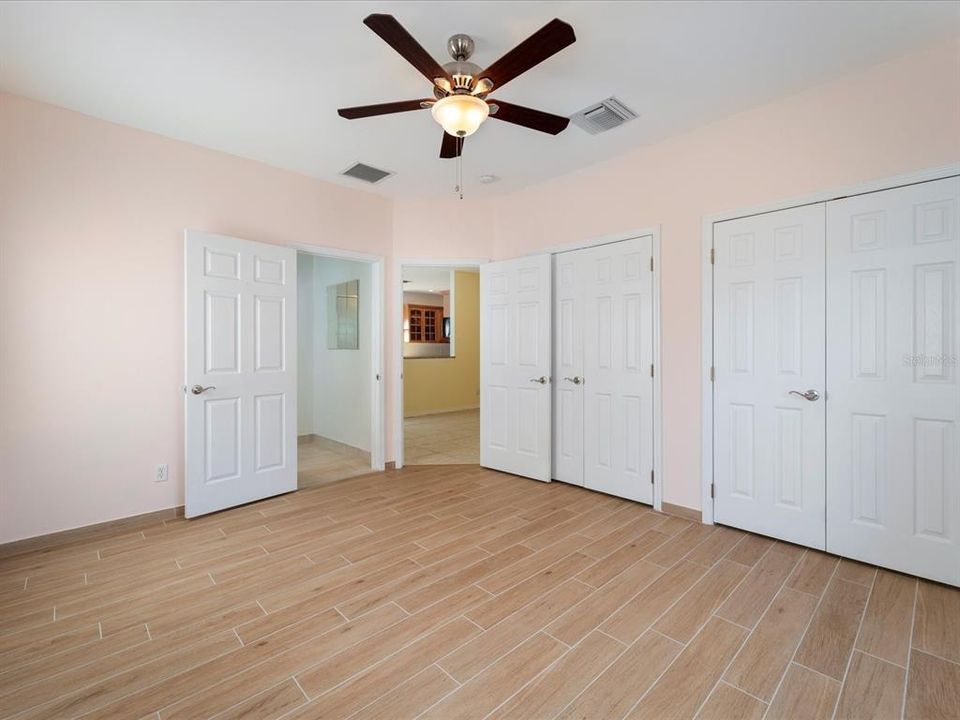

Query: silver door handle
left=529, top=376, right=550, bottom=385
left=789, top=389, right=820, bottom=402
left=563, top=376, right=583, bottom=385
left=190, top=385, right=216, bottom=395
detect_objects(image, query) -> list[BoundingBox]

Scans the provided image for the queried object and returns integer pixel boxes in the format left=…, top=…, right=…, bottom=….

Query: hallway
left=404, top=409, right=479, bottom=465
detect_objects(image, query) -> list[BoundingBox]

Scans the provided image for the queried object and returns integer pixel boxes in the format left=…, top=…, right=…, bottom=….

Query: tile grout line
left=262, top=588, right=497, bottom=715
left=567, top=534, right=760, bottom=720
left=478, top=619, right=650, bottom=720
left=831, top=568, right=879, bottom=720
left=18, top=625, right=246, bottom=719
left=687, top=540, right=788, bottom=719
left=291, top=675, right=310, bottom=701
left=595, top=628, right=629, bottom=648
left=761, top=554, right=840, bottom=719
left=909, top=646, right=960, bottom=668
left=900, top=578, right=919, bottom=720
left=417, top=526, right=664, bottom=719
left=793, top=659, right=845, bottom=684
left=854, top=646, right=907, bottom=670
left=720, top=678, right=769, bottom=707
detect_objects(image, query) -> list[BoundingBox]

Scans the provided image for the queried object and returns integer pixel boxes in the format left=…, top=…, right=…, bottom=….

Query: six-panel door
left=185, top=231, right=297, bottom=517
left=826, top=176, right=960, bottom=586
left=480, top=255, right=553, bottom=481
left=713, top=205, right=828, bottom=549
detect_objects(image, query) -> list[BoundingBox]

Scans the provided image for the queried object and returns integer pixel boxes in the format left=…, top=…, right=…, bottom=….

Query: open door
left=480, top=255, right=553, bottom=481
left=184, top=230, right=297, bottom=517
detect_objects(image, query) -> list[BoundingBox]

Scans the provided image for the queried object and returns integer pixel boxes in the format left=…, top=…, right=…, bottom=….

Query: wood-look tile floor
left=298, top=435, right=372, bottom=488
left=404, top=410, right=479, bottom=465
left=1, top=465, right=957, bottom=720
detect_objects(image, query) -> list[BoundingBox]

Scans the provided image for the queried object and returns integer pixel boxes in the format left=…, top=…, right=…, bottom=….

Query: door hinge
left=649, top=256, right=654, bottom=272
left=709, top=248, right=715, bottom=265
left=650, top=470, right=655, bottom=485
left=650, top=364, right=655, bottom=378
left=710, top=366, right=716, bottom=382
left=710, top=483, right=715, bottom=499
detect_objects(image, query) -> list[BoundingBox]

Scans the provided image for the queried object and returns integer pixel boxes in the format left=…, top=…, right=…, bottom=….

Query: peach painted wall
left=0, top=92, right=393, bottom=543
left=490, top=39, right=960, bottom=511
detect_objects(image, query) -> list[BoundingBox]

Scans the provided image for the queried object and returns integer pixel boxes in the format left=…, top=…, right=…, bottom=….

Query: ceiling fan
left=337, top=14, right=576, bottom=160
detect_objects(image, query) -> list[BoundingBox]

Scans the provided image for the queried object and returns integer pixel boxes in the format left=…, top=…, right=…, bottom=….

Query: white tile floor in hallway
left=404, top=409, right=480, bottom=465
left=298, top=435, right=372, bottom=488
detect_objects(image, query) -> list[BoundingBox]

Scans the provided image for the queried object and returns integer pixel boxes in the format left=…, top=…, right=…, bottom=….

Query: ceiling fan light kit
left=431, top=94, right=489, bottom=137
left=337, top=14, right=576, bottom=196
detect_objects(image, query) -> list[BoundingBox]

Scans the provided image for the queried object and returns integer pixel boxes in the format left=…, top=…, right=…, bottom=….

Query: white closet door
left=185, top=231, right=297, bottom=518
left=480, top=255, right=553, bottom=481
left=713, top=205, right=826, bottom=548
left=827, top=176, right=960, bottom=586
left=553, top=252, right=584, bottom=485
left=581, top=237, right=655, bottom=503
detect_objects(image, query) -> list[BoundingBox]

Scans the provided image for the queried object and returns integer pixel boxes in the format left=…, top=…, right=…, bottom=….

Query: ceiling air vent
left=570, top=97, right=638, bottom=135
left=340, top=162, right=394, bottom=184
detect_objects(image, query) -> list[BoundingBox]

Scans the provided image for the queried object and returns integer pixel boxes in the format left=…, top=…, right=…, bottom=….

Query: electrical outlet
left=154, top=464, right=169, bottom=483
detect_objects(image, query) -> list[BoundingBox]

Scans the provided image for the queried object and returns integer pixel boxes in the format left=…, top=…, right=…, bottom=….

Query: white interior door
left=552, top=252, right=584, bottom=485
left=480, top=255, right=552, bottom=481
left=185, top=230, right=297, bottom=517
left=826, top=176, right=960, bottom=586
left=713, top=205, right=827, bottom=549
left=580, top=238, right=655, bottom=503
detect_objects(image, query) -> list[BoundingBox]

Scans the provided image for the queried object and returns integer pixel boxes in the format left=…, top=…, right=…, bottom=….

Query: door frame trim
left=700, top=163, right=960, bottom=525
left=538, top=227, right=664, bottom=512
left=393, top=257, right=490, bottom=469
left=293, top=243, right=386, bottom=472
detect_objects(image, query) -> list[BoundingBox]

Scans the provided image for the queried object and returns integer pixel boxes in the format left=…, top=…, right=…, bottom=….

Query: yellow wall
left=403, top=271, right=480, bottom=417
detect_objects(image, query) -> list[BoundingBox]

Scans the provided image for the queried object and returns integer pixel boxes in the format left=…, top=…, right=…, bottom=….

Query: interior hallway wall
left=297, top=254, right=317, bottom=435
left=312, top=255, right=372, bottom=451
left=489, top=38, right=960, bottom=511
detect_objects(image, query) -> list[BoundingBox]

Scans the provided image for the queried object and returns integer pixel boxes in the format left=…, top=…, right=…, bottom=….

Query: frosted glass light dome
left=431, top=95, right=489, bottom=137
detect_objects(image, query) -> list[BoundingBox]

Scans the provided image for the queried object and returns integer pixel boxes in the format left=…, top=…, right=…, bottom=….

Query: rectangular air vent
left=570, top=97, right=638, bottom=135
left=340, top=162, right=394, bottom=184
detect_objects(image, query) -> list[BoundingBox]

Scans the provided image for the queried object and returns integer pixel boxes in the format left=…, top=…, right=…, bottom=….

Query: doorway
left=396, top=261, right=484, bottom=467
left=296, top=250, right=382, bottom=487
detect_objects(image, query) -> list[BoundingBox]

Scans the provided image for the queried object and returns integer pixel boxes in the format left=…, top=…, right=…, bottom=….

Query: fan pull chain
left=456, top=137, right=464, bottom=200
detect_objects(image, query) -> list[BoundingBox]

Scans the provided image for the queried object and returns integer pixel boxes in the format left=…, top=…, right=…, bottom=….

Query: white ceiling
left=402, top=266, right=458, bottom=293
left=1, top=2, right=957, bottom=198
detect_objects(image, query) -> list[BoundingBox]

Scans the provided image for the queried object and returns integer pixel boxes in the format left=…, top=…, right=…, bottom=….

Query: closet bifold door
left=826, top=175, right=960, bottom=587
left=580, top=238, right=655, bottom=504
left=713, top=204, right=827, bottom=549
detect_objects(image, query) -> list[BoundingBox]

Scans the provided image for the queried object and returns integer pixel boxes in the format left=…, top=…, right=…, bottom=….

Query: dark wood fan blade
left=338, top=100, right=431, bottom=119
left=363, top=14, right=451, bottom=83
left=489, top=100, right=569, bottom=134
left=440, top=131, right=464, bottom=159
left=478, top=18, right=575, bottom=90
